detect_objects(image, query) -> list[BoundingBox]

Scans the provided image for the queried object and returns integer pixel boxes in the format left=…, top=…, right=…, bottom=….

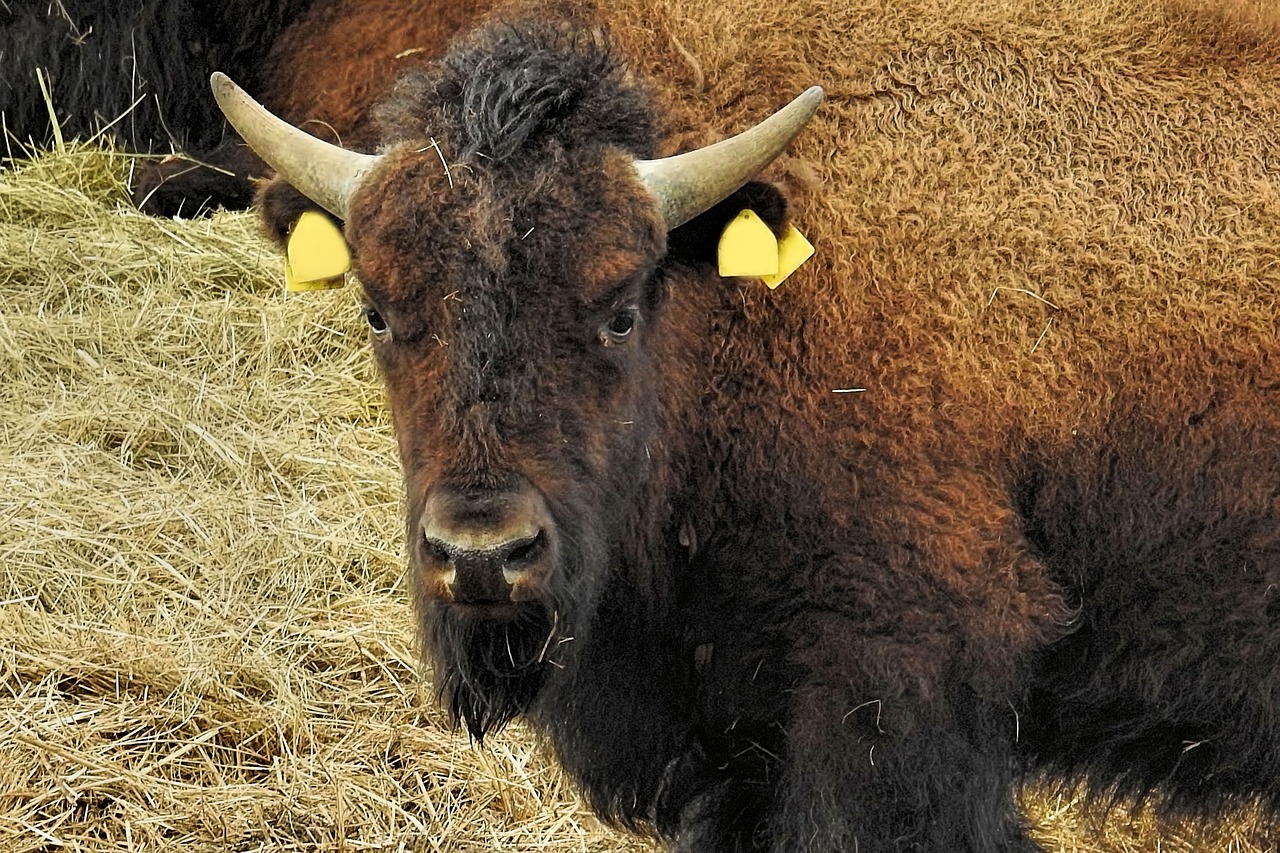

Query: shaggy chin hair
left=420, top=498, right=615, bottom=740
left=423, top=600, right=557, bottom=739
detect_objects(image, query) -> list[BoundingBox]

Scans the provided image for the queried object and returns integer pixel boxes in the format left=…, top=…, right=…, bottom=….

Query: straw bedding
left=0, top=146, right=652, bottom=851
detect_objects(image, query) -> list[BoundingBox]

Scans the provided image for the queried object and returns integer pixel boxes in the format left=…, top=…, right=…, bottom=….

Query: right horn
left=633, top=86, right=824, bottom=230
left=209, top=72, right=381, bottom=220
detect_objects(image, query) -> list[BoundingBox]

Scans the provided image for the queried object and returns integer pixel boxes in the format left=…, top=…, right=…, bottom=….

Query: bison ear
left=664, top=180, right=787, bottom=271
left=258, top=177, right=339, bottom=247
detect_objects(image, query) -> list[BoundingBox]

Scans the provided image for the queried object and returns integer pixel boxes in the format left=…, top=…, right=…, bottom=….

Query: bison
left=2, top=0, right=488, bottom=216
left=213, top=0, right=1280, bottom=849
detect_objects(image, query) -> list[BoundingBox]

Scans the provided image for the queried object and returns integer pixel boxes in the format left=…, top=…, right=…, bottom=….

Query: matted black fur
left=2, top=1, right=308, bottom=152
left=2, top=0, right=313, bottom=214
left=423, top=598, right=554, bottom=735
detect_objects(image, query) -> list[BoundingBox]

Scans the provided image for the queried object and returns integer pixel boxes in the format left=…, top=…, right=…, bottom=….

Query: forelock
left=373, top=11, right=661, bottom=164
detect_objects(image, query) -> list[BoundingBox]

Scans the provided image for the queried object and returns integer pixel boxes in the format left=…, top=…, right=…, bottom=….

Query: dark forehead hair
left=370, top=10, right=663, bottom=165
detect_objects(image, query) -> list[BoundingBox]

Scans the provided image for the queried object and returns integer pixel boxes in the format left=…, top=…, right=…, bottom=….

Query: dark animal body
left=1, top=0, right=489, bottom=215
left=222, top=0, right=1280, bottom=849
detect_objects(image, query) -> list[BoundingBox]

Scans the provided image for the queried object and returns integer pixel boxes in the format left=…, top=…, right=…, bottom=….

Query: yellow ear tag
left=760, top=225, right=815, bottom=290
left=285, top=211, right=350, bottom=292
left=717, top=209, right=779, bottom=278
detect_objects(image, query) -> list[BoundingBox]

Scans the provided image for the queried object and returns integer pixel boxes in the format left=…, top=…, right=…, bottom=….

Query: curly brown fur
left=254, top=0, right=1280, bottom=849
left=258, top=0, right=497, bottom=151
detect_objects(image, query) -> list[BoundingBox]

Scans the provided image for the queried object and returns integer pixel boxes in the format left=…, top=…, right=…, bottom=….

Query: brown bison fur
left=257, top=0, right=496, bottom=150
left=138, top=0, right=495, bottom=216
left=255, top=0, right=1280, bottom=849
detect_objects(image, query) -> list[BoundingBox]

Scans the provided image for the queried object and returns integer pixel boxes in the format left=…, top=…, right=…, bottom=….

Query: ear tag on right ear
left=285, top=211, right=350, bottom=292
left=760, top=225, right=815, bottom=290
left=717, top=209, right=779, bottom=278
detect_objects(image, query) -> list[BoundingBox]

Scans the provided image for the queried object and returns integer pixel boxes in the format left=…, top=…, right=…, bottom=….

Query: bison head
left=212, top=22, right=820, bottom=738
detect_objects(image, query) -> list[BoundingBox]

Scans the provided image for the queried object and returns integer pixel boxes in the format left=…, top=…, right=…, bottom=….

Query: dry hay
left=0, top=146, right=1273, bottom=851
left=0, top=144, right=652, bottom=852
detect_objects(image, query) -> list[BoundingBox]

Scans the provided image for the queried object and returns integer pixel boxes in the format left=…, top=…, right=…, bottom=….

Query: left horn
left=210, top=72, right=381, bottom=220
left=633, top=85, right=824, bottom=230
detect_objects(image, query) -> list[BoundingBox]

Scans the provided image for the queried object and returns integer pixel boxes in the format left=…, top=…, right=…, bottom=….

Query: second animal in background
left=1, top=0, right=492, bottom=216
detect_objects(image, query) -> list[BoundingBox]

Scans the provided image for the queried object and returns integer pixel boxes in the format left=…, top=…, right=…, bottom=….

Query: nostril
left=503, top=530, right=546, bottom=571
left=424, top=537, right=453, bottom=566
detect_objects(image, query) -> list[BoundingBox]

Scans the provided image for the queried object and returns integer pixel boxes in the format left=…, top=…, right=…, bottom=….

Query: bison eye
left=601, top=307, right=637, bottom=345
left=364, top=305, right=391, bottom=340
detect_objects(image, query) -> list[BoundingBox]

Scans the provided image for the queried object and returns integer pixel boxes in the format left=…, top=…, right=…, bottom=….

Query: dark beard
left=415, top=488, right=616, bottom=740
left=423, top=600, right=559, bottom=739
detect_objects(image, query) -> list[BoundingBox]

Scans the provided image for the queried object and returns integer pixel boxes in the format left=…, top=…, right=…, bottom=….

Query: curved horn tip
left=210, top=71, right=233, bottom=96
left=636, top=84, right=827, bottom=230
left=789, top=85, right=826, bottom=120
left=209, top=72, right=249, bottom=112
left=206, top=68, right=380, bottom=221
left=802, top=85, right=825, bottom=103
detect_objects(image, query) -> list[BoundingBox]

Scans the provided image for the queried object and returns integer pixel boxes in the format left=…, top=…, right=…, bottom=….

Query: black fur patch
left=1, top=0, right=313, bottom=152
left=666, top=180, right=789, bottom=270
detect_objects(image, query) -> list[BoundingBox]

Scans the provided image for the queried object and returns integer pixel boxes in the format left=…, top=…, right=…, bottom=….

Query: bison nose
left=419, top=484, right=553, bottom=604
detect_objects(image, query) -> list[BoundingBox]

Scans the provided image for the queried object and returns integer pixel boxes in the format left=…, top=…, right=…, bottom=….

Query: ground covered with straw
left=0, top=145, right=653, bottom=852
left=0, top=147, right=1274, bottom=851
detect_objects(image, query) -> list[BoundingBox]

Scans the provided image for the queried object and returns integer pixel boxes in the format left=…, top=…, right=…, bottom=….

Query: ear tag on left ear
left=285, top=210, right=350, bottom=292
left=760, top=225, right=815, bottom=290
left=284, top=259, right=345, bottom=292
left=717, top=209, right=779, bottom=278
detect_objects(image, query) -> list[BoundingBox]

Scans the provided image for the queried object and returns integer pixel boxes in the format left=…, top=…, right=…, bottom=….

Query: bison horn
left=209, top=72, right=380, bottom=220
left=634, top=86, right=824, bottom=230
